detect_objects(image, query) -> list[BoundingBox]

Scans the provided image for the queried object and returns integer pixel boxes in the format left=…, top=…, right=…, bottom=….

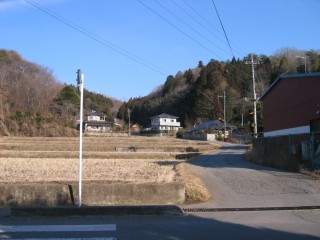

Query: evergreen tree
left=163, top=75, right=177, bottom=95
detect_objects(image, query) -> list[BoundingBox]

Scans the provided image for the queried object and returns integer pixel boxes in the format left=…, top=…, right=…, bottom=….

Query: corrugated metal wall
left=263, top=75, right=320, bottom=132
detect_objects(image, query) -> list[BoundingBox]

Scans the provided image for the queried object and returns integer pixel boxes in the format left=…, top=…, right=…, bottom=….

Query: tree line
left=118, top=48, right=320, bottom=134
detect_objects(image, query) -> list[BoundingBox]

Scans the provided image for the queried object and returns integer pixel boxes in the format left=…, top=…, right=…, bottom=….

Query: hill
left=117, top=48, right=320, bottom=133
left=0, top=49, right=118, bottom=136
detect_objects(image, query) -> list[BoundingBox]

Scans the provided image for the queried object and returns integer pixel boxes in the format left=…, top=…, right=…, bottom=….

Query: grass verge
left=175, top=163, right=211, bottom=203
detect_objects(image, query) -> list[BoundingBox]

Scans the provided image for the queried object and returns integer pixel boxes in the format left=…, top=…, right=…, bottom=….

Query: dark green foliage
left=83, top=89, right=113, bottom=120
left=55, top=85, right=80, bottom=105
left=163, top=75, right=177, bottom=95
left=184, top=69, right=195, bottom=84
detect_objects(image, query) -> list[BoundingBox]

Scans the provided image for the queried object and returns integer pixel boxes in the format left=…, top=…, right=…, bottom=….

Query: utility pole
left=76, top=69, right=84, bottom=207
left=128, top=108, right=131, bottom=136
left=246, top=54, right=258, bottom=138
left=218, top=91, right=227, bottom=140
left=296, top=56, right=307, bottom=73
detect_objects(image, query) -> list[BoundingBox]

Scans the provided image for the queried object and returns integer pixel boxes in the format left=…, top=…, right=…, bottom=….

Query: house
left=260, top=73, right=320, bottom=137
left=188, top=118, right=234, bottom=136
left=151, top=113, right=181, bottom=131
left=83, top=111, right=112, bottom=133
left=114, top=118, right=124, bottom=130
left=130, top=123, right=142, bottom=133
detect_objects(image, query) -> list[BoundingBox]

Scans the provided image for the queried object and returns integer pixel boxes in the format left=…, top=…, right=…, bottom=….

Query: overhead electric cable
left=211, top=0, right=235, bottom=59
left=152, top=0, right=232, bottom=57
left=145, top=0, right=254, bottom=86
left=170, top=0, right=229, bottom=50
left=182, top=0, right=247, bottom=57
left=24, top=0, right=169, bottom=76
left=137, top=0, right=223, bottom=60
left=144, top=0, right=252, bottom=84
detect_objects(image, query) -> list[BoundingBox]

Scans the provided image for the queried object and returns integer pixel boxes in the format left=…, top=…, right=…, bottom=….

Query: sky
left=1, top=0, right=319, bottom=101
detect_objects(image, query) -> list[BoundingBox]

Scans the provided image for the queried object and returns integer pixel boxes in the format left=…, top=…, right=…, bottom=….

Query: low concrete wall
left=0, top=182, right=185, bottom=207
left=182, top=133, right=216, bottom=141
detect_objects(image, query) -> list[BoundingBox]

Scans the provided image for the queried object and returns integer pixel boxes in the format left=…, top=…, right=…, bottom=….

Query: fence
left=230, top=133, right=253, bottom=144
left=252, top=132, right=320, bottom=171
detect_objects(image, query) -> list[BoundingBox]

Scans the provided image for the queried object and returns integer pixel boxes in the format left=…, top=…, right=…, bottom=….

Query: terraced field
left=0, top=136, right=219, bottom=185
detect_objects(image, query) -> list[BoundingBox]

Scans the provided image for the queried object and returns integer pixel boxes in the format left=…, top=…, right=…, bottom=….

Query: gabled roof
left=151, top=113, right=179, bottom=119
left=86, top=111, right=105, bottom=116
left=260, top=72, right=320, bottom=101
left=188, top=119, right=236, bottom=132
left=189, top=119, right=220, bottom=132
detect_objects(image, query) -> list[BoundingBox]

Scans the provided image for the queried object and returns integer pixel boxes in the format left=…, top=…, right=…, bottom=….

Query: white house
left=151, top=113, right=181, bottom=131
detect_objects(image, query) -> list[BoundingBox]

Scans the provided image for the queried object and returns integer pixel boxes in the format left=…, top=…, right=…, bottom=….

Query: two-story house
left=83, top=111, right=112, bottom=133
left=151, top=113, right=181, bottom=131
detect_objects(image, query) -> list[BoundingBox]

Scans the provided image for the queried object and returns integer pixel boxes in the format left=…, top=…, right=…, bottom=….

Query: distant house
left=114, top=118, right=124, bottom=130
left=188, top=118, right=234, bottom=136
left=151, top=113, right=181, bottom=131
left=83, top=111, right=112, bottom=133
left=260, top=73, right=320, bottom=137
left=131, top=123, right=142, bottom=133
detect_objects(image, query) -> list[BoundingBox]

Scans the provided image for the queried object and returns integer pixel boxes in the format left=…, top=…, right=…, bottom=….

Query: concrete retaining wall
left=0, top=182, right=185, bottom=207
left=182, top=133, right=216, bottom=141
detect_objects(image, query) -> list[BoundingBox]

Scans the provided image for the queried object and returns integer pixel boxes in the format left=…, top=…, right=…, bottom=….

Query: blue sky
left=1, top=0, right=319, bottom=100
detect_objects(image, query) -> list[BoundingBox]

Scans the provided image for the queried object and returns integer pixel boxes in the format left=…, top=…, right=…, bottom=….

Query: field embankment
left=0, top=136, right=219, bottom=206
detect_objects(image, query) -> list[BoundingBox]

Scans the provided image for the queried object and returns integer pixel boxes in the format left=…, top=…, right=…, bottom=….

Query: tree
left=184, top=69, right=195, bottom=84
left=198, top=60, right=204, bottom=68
left=307, top=50, right=320, bottom=72
left=163, top=75, right=177, bottom=95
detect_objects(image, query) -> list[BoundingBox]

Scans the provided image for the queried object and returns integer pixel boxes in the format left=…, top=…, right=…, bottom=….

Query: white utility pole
left=246, top=54, right=258, bottom=138
left=296, top=56, right=307, bottom=73
left=76, top=69, right=84, bottom=207
left=218, top=91, right=227, bottom=140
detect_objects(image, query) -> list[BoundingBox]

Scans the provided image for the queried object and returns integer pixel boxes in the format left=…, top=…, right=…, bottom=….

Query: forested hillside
left=118, top=48, right=320, bottom=133
left=0, top=49, right=116, bottom=136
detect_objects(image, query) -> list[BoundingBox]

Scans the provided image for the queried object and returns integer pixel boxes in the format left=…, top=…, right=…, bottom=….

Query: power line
left=171, top=0, right=230, bottom=53
left=139, top=0, right=253, bottom=85
left=137, top=0, right=223, bottom=60
left=152, top=0, right=232, bottom=58
left=211, top=0, right=235, bottom=59
left=182, top=0, right=247, bottom=57
left=24, top=0, right=169, bottom=76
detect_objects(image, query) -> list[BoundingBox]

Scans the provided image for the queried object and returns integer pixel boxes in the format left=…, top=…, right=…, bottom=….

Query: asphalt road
left=184, top=143, right=320, bottom=209
left=1, top=142, right=320, bottom=239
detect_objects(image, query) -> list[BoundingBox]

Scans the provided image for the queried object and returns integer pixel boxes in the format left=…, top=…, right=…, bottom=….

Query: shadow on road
left=1, top=212, right=319, bottom=240
left=188, top=143, right=288, bottom=172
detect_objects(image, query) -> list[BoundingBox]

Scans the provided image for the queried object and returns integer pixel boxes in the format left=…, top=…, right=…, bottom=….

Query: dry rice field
left=0, top=136, right=219, bottom=185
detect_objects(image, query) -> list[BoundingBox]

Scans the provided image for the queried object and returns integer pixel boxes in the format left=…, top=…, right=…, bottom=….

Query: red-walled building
left=260, top=73, right=320, bottom=137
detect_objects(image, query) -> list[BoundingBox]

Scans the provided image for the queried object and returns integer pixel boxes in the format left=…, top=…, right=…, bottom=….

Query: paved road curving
left=184, top=142, right=320, bottom=209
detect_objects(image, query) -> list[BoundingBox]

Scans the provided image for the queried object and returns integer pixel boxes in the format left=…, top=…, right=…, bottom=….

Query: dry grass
left=0, top=158, right=177, bottom=184
left=175, top=163, right=211, bottom=203
left=0, top=136, right=219, bottom=203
